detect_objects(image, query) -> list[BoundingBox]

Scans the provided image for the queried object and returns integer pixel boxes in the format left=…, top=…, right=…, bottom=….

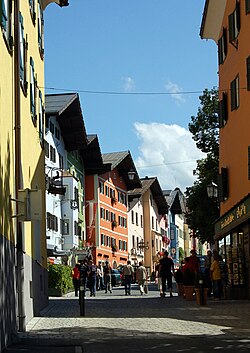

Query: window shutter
left=223, top=27, right=228, bottom=57
left=248, top=146, right=250, bottom=180
left=219, top=92, right=228, bottom=127
left=246, top=0, right=250, bottom=14
left=19, top=12, right=24, bottom=81
left=217, top=168, right=229, bottom=202
left=236, top=1, right=241, bottom=32
left=218, top=37, right=223, bottom=65
left=228, top=12, right=235, bottom=42
left=1, top=0, right=7, bottom=30
left=231, top=78, right=237, bottom=110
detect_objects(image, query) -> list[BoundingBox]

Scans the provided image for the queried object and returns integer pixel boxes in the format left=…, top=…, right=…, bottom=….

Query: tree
left=185, top=88, right=220, bottom=244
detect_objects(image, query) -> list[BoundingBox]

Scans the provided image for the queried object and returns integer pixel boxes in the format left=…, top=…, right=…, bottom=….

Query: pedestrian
left=79, top=258, right=89, bottom=295
left=189, top=249, right=200, bottom=273
left=159, top=250, right=175, bottom=297
left=136, top=261, right=148, bottom=295
left=96, top=263, right=104, bottom=291
left=71, top=263, right=80, bottom=297
left=155, top=262, right=163, bottom=296
left=88, top=259, right=97, bottom=297
left=218, top=255, right=228, bottom=299
left=204, top=250, right=213, bottom=296
left=103, top=260, right=112, bottom=293
left=122, top=260, right=134, bottom=295
left=210, top=251, right=222, bottom=300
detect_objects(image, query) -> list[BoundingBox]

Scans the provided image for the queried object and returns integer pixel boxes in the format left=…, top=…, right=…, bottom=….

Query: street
left=4, top=283, right=250, bottom=353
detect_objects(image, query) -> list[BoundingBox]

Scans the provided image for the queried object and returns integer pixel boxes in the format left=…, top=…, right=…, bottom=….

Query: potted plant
left=182, top=268, right=195, bottom=300
left=112, top=220, right=117, bottom=230
left=111, top=196, right=117, bottom=205
left=174, top=268, right=184, bottom=296
left=194, top=270, right=209, bottom=305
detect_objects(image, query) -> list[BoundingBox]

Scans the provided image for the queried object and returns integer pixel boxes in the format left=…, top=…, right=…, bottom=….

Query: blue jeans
left=124, top=275, right=132, bottom=294
left=89, top=276, right=96, bottom=296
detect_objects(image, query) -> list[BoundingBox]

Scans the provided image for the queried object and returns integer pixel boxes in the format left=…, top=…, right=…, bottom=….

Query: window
left=228, top=2, right=240, bottom=43
left=247, top=56, right=250, bottom=90
left=246, top=0, right=250, bottom=14
left=29, top=0, right=36, bottom=23
left=1, top=0, right=12, bottom=49
left=50, top=146, right=56, bottom=163
left=152, top=216, right=154, bottom=229
left=219, top=92, right=228, bottom=127
left=74, top=221, right=79, bottom=236
left=100, top=207, right=105, bottom=219
left=230, top=75, right=240, bottom=111
left=218, top=28, right=227, bottom=65
left=59, top=153, right=64, bottom=169
left=131, top=210, right=134, bottom=224
left=132, top=235, right=135, bottom=248
left=218, top=167, right=229, bottom=202
left=47, top=213, right=58, bottom=231
left=38, top=90, right=44, bottom=145
left=156, top=219, right=158, bottom=231
left=44, top=141, right=49, bottom=158
left=37, top=0, right=44, bottom=58
left=55, top=127, right=60, bottom=140
left=141, top=215, right=143, bottom=228
left=101, top=234, right=105, bottom=246
left=19, top=13, right=28, bottom=93
left=50, top=121, right=54, bottom=134
left=30, top=57, right=37, bottom=125
left=99, top=181, right=104, bottom=194
left=61, top=219, right=70, bottom=235
left=135, top=212, right=138, bottom=226
left=105, top=185, right=109, bottom=197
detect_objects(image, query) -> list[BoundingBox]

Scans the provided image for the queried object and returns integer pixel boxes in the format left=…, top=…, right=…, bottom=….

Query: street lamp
left=207, top=182, right=218, bottom=199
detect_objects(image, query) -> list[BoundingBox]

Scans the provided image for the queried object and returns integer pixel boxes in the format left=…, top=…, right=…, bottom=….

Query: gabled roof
left=163, top=188, right=186, bottom=215
left=102, top=151, right=141, bottom=190
left=80, top=135, right=111, bottom=175
left=128, top=176, right=168, bottom=215
left=45, top=93, right=88, bottom=151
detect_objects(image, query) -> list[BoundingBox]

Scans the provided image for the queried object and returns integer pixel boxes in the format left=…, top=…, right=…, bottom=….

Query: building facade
left=201, top=0, right=250, bottom=299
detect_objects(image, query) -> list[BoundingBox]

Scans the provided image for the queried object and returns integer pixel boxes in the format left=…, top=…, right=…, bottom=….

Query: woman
left=136, top=261, right=148, bottom=295
left=210, top=252, right=222, bottom=300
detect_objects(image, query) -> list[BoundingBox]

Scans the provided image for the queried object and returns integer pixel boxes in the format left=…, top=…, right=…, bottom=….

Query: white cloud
left=165, top=80, right=186, bottom=104
left=122, top=76, right=135, bottom=92
left=134, top=122, right=206, bottom=193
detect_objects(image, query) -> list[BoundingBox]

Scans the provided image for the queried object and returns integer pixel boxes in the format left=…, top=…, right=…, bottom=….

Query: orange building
left=85, top=151, right=141, bottom=267
left=201, top=0, right=250, bottom=299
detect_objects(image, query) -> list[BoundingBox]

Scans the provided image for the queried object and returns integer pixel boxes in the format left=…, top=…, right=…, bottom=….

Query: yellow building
left=0, top=1, right=69, bottom=351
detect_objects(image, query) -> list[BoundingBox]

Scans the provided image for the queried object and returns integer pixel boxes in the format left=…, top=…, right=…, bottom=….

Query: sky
left=44, top=0, right=218, bottom=193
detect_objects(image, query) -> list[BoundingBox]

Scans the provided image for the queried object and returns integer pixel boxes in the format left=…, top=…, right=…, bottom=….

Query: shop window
left=228, top=1, right=241, bottom=44
left=218, top=28, right=227, bottom=65
left=230, top=75, right=240, bottom=111
left=219, top=92, right=228, bottom=127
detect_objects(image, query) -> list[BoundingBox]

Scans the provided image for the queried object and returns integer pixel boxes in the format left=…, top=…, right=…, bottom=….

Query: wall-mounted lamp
left=207, top=182, right=218, bottom=199
left=128, top=169, right=136, bottom=181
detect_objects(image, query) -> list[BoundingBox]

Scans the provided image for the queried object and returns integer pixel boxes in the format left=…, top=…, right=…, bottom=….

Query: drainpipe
left=14, top=0, right=25, bottom=332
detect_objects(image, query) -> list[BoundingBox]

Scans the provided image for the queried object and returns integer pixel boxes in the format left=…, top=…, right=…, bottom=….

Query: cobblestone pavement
left=4, top=283, right=250, bottom=353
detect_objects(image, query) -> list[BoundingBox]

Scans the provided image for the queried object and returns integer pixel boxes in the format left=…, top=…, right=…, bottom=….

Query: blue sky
left=44, top=0, right=218, bottom=192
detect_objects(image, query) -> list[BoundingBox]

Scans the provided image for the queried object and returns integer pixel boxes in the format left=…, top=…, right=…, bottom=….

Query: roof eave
left=200, top=0, right=226, bottom=43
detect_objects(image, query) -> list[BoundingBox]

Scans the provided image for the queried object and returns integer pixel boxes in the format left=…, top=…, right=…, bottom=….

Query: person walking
left=210, top=251, right=222, bottom=300
left=122, top=260, right=134, bottom=295
left=159, top=250, right=175, bottom=297
left=136, top=261, right=148, bottom=295
left=71, top=263, right=80, bottom=297
left=204, top=250, right=213, bottom=296
left=88, top=259, right=97, bottom=297
left=103, top=260, right=112, bottom=293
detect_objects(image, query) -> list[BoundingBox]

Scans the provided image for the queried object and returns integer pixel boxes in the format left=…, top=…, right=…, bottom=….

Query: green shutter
left=1, top=0, right=7, bottom=30
left=228, top=12, right=235, bottom=42
left=230, top=79, right=236, bottom=110
left=30, top=57, right=35, bottom=117
left=19, top=12, right=24, bottom=81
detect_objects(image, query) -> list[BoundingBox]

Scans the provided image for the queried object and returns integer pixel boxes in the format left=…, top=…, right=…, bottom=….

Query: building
left=0, top=0, right=69, bottom=351
left=200, top=0, right=250, bottom=299
left=85, top=151, right=141, bottom=268
left=45, top=93, right=88, bottom=265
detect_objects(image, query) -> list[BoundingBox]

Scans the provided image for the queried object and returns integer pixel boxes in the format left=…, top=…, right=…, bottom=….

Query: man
left=189, top=249, right=200, bottom=273
left=122, top=260, right=134, bottom=295
left=136, top=261, right=148, bottom=295
left=103, top=261, right=112, bottom=293
left=204, top=250, right=213, bottom=296
left=159, top=250, right=174, bottom=297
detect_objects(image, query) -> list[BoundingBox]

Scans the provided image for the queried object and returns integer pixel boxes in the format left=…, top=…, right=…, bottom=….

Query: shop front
left=214, top=194, right=250, bottom=300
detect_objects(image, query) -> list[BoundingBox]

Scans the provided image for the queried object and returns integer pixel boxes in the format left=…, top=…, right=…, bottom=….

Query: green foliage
left=48, top=264, right=74, bottom=294
left=186, top=88, right=220, bottom=244
left=179, top=247, right=184, bottom=262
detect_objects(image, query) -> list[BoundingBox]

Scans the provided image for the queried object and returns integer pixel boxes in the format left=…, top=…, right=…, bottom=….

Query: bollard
left=199, top=278, right=204, bottom=305
left=79, top=276, right=85, bottom=316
